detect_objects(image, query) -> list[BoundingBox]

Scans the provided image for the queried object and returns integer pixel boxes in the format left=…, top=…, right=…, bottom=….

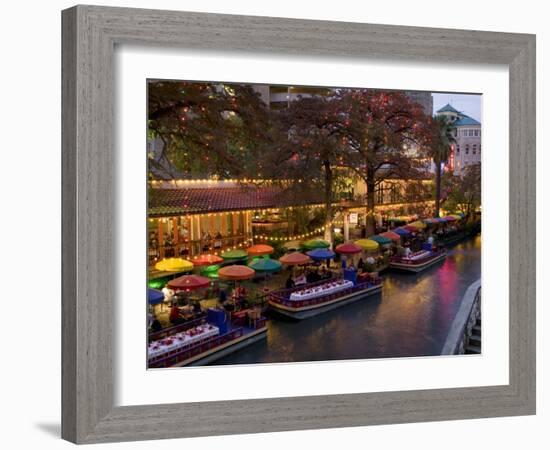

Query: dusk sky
left=432, top=92, right=482, bottom=122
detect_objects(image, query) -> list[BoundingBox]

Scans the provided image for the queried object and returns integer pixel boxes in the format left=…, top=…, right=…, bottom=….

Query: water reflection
left=215, top=236, right=481, bottom=365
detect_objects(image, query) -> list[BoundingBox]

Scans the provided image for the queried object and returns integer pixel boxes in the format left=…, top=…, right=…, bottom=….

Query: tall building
left=436, top=104, right=481, bottom=175
left=404, top=91, right=433, bottom=116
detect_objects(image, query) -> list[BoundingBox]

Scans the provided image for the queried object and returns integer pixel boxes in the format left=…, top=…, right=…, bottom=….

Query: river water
left=214, top=235, right=481, bottom=365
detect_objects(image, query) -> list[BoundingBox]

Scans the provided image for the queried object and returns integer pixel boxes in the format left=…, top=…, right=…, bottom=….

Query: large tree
left=325, top=89, right=434, bottom=235
left=147, top=81, right=275, bottom=179
left=441, top=163, right=481, bottom=220
left=430, top=115, right=456, bottom=217
left=273, top=96, right=346, bottom=243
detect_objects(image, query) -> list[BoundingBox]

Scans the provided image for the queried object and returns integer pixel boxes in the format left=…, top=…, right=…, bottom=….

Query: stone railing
left=440, top=279, right=481, bottom=355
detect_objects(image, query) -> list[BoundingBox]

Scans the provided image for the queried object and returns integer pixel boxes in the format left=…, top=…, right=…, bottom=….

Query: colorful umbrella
left=302, top=239, right=330, bottom=250
left=220, top=249, right=248, bottom=260
left=191, top=254, right=224, bottom=266
left=306, top=248, right=336, bottom=260
left=403, top=225, right=420, bottom=232
left=380, top=231, right=401, bottom=242
left=335, top=242, right=362, bottom=255
left=282, top=240, right=303, bottom=251
left=246, top=244, right=274, bottom=256
left=166, top=274, right=210, bottom=292
left=248, top=258, right=282, bottom=273
left=393, top=227, right=411, bottom=236
left=279, top=252, right=312, bottom=265
left=368, top=235, right=392, bottom=245
left=435, top=217, right=448, bottom=223
left=147, top=288, right=164, bottom=305
left=355, top=239, right=380, bottom=251
left=218, top=265, right=256, bottom=281
left=154, top=258, right=194, bottom=272
left=450, top=214, right=463, bottom=220
left=409, top=221, right=427, bottom=229
left=443, top=216, right=457, bottom=222
left=423, top=218, right=439, bottom=225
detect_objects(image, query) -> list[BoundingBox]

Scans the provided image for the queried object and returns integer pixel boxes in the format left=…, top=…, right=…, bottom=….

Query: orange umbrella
left=166, top=275, right=211, bottom=292
left=380, top=231, right=401, bottom=242
left=246, top=244, right=274, bottom=256
left=191, top=254, right=224, bottom=266
left=279, top=252, right=312, bottom=265
left=218, top=265, right=256, bottom=281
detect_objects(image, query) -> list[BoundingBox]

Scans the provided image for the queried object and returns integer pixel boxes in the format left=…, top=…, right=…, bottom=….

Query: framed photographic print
left=62, top=5, right=536, bottom=444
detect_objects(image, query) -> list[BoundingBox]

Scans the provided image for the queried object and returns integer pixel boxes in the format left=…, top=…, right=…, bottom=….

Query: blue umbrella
left=368, top=235, right=392, bottom=245
left=394, top=227, right=411, bottom=237
left=306, top=248, right=336, bottom=261
left=147, top=288, right=164, bottom=305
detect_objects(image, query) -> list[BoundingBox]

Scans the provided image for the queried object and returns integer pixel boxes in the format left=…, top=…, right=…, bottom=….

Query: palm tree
left=432, top=115, right=456, bottom=217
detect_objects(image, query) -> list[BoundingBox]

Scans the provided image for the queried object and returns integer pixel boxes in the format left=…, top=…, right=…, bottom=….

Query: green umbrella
left=368, top=235, right=392, bottom=245
left=248, top=258, right=282, bottom=273
left=220, top=249, right=248, bottom=260
left=302, top=239, right=330, bottom=250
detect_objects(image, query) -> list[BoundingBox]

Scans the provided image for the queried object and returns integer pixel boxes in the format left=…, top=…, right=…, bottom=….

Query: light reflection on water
left=214, top=236, right=481, bottom=365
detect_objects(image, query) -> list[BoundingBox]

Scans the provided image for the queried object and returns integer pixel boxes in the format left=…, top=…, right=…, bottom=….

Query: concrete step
left=465, top=344, right=481, bottom=354
left=472, top=325, right=481, bottom=336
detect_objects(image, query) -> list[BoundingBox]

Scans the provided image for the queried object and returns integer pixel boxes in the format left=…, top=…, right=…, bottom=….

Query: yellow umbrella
left=355, top=239, right=379, bottom=251
left=409, top=221, right=427, bottom=229
left=154, top=257, right=194, bottom=272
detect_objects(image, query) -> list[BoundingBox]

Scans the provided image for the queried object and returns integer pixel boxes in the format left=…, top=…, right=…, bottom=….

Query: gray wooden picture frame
left=61, top=5, right=536, bottom=444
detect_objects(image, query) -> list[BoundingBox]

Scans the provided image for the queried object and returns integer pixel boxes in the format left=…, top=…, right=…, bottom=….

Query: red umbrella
left=218, top=265, right=256, bottom=281
left=403, top=225, right=420, bottom=232
left=335, top=242, right=362, bottom=255
left=246, top=244, right=274, bottom=256
left=380, top=231, right=401, bottom=242
left=279, top=252, right=312, bottom=266
left=167, top=274, right=211, bottom=292
left=191, top=254, right=224, bottom=266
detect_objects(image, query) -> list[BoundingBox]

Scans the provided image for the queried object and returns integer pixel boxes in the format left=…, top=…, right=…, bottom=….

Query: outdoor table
left=289, top=280, right=353, bottom=301
left=148, top=324, right=219, bottom=359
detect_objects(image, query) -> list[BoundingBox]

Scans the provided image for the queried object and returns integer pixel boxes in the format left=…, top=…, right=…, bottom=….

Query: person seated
left=150, top=316, right=162, bottom=333
left=169, top=302, right=184, bottom=325
left=403, top=246, right=412, bottom=257
left=285, top=274, right=295, bottom=289
left=357, top=258, right=364, bottom=272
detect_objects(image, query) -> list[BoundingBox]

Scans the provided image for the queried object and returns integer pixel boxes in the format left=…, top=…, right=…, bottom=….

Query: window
left=465, top=145, right=470, bottom=155
left=473, top=144, right=477, bottom=154
left=454, top=128, right=458, bottom=137
left=463, top=129, right=468, bottom=136
left=479, top=144, right=481, bottom=154
left=456, top=145, right=460, bottom=154
left=474, top=130, right=479, bottom=136
left=469, top=129, right=474, bottom=137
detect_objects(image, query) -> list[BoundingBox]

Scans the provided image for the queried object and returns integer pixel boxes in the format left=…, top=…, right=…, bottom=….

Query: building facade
left=436, top=104, right=481, bottom=175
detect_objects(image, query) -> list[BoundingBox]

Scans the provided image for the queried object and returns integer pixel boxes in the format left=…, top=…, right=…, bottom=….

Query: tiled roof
left=453, top=115, right=481, bottom=126
left=148, top=185, right=323, bottom=217
left=436, top=103, right=460, bottom=113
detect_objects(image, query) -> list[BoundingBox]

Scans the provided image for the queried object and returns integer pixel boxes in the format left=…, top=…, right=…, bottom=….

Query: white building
left=436, top=103, right=481, bottom=175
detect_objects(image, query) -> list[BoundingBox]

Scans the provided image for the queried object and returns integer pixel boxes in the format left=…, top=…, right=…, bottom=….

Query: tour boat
left=389, top=248, right=446, bottom=273
left=147, top=309, right=267, bottom=368
left=268, top=276, right=383, bottom=320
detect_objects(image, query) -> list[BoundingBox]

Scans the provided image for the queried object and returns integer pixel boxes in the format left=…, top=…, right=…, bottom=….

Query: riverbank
left=213, top=235, right=481, bottom=365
